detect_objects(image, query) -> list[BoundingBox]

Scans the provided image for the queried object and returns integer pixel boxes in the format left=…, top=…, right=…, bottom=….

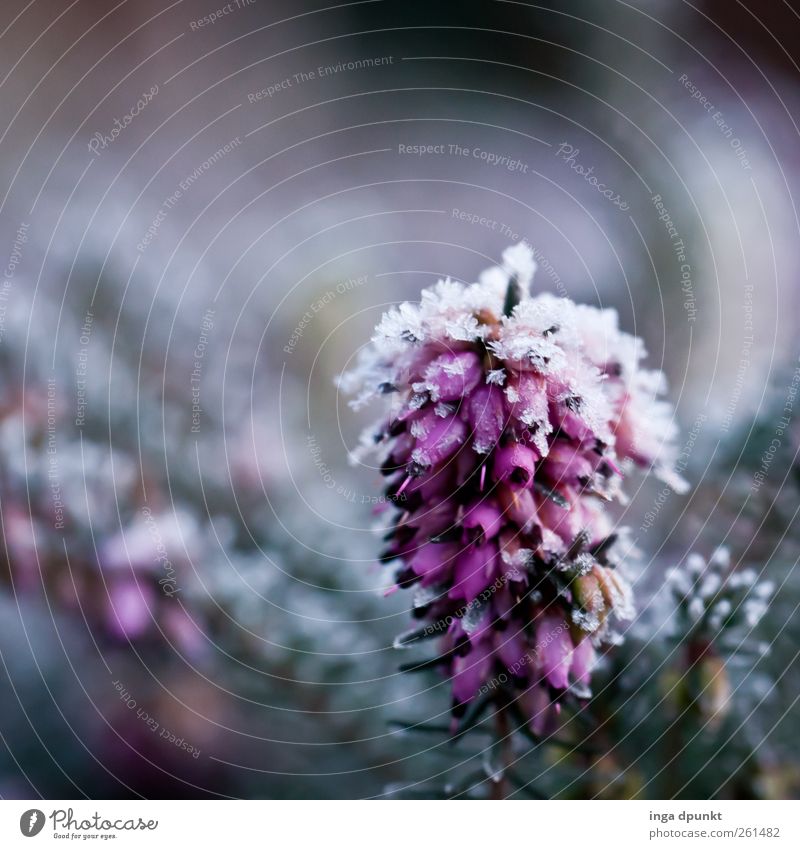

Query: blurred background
left=0, top=0, right=799, bottom=798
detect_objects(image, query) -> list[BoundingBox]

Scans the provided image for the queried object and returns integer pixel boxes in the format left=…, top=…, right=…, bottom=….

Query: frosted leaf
left=657, top=465, right=690, bottom=495
left=710, top=547, right=731, bottom=569
left=686, top=553, right=706, bottom=577
left=688, top=596, right=705, bottom=622
left=609, top=574, right=635, bottom=622
left=489, top=332, right=566, bottom=373
left=348, top=419, right=390, bottom=465
left=573, top=303, right=645, bottom=376
left=713, top=598, right=732, bottom=619
left=743, top=599, right=768, bottom=628
left=413, top=584, right=445, bottom=609
left=461, top=603, right=488, bottom=635
left=707, top=598, right=732, bottom=631
left=375, top=302, right=424, bottom=347
left=754, top=580, right=775, bottom=598
left=502, top=241, right=537, bottom=289
left=393, top=628, right=424, bottom=650
left=486, top=369, right=506, bottom=385
left=666, top=566, right=691, bottom=596
left=447, top=315, right=485, bottom=341
left=698, top=572, right=722, bottom=600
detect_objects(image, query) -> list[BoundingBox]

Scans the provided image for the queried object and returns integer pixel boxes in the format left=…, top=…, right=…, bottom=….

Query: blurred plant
left=572, top=547, right=776, bottom=800
left=0, top=267, right=444, bottom=799
left=341, top=244, right=689, bottom=797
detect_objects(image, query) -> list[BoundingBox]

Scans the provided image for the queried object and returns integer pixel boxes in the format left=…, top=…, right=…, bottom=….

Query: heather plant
left=341, top=244, right=698, bottom=795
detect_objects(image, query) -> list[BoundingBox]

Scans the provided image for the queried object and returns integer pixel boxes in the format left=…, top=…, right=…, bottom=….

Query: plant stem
left=491, top=706, right=512, bottom=799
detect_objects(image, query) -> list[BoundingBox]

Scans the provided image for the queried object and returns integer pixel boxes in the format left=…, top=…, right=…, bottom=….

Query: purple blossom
left=342, top=243, right=686, bottom=730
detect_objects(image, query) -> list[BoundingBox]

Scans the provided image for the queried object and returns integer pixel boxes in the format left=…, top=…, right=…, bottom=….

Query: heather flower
left=0, top=375, right=200, bottom=649
left=342, top=243, right=687, bottom=731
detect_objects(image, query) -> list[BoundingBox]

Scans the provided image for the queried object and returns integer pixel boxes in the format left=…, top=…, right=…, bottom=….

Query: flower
left=342, top=243, right=686, bottom=731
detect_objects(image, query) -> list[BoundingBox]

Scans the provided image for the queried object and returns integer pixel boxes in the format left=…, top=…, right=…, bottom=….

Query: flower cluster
left=667, top=547, right=773, bottom=645
left=0, top=389, right=202, bottom=649
left=342, top=243, right=686, bottom=731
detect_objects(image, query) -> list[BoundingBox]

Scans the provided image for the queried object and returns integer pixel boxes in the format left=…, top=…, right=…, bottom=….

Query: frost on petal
left=486, top=368, right=506, bottom=385
left=422, top=351, right=482, bottom=402
left=573, top=303, right=645, bottom=378
left=506, top=372, right=551, bottom=455
left=410, top=413, right=467, bottom=468
left=375, top=301, right=425, bottom=348
left=489, top=331, right=566, bottom=374
left=337, top=348, right=396, bottom=411
left=445, top=314, right=486, bottom=342
left=468, top=385, right=507, bottom=453
left=501, top=241, right=538, bottom=290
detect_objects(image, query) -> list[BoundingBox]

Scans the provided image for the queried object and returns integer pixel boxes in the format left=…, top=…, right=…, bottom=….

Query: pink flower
left=343, top=243, right=686, bottom=727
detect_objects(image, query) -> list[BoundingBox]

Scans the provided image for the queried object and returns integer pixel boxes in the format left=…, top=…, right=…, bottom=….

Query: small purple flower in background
left=342, top=243, right=687, bottom=733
